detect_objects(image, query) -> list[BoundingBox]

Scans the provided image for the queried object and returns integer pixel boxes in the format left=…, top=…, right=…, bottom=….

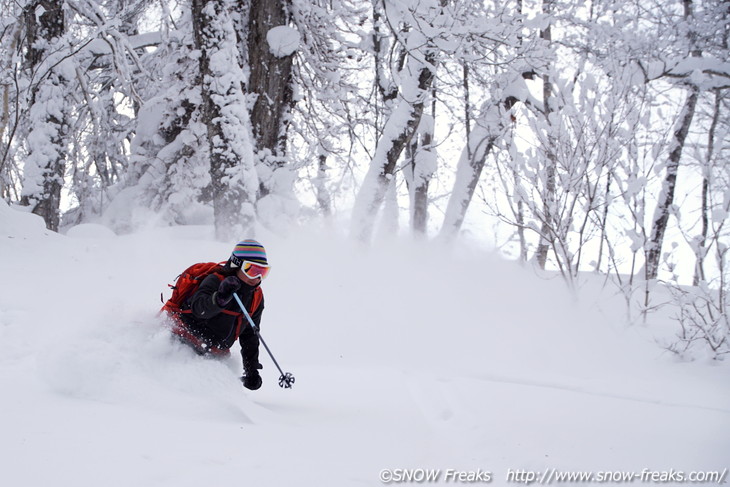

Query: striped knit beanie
left=229, top=239, right=268, bottom=268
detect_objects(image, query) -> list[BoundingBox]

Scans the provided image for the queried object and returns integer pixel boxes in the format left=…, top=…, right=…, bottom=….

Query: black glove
left=241, top=371, right=262, bottom=390
left=216, top=276, right=240, bottom=307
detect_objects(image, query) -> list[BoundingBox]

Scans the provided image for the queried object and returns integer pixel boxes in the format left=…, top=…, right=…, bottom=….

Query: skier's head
left=228, top=239, right=270, bottom=281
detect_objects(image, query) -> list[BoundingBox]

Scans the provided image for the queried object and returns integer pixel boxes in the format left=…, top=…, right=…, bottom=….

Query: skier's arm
left=189, top=274, right=225, bottom=319
left=250, top=295, right=264, bottom=328
left=240, top=296, right=264, bottom=370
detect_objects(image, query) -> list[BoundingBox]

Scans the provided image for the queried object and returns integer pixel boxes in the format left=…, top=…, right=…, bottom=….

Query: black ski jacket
left=179, top=273, right=264, bottom=370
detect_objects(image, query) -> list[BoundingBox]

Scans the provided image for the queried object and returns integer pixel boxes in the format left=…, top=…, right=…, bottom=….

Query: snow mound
left=0, top=198, right=51, bottom=239
left=66, top=223, right=117, bottom=239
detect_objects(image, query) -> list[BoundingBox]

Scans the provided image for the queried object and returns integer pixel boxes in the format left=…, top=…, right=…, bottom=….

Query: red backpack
left=161, top=262, right=226, bottom=314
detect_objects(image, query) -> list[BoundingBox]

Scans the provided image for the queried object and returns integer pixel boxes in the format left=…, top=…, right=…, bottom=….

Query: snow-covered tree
left=351, top=0, right=447, bottom=242
left=20, top=0, right=71, bottom=231
left=192, top=0, right=257, bottom=240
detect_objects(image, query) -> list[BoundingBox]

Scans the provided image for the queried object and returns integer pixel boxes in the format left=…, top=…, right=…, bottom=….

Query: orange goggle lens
left=242, top=261, right=270, bottom=280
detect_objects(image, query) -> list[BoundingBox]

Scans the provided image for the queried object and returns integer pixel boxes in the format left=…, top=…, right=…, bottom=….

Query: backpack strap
left=250, top=287, right=263, bottom=315
left=233, top=287, right=263, bottom=339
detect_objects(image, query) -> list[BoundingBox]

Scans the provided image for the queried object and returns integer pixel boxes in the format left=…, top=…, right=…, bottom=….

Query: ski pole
left=233, top=293, right=295, bottom=389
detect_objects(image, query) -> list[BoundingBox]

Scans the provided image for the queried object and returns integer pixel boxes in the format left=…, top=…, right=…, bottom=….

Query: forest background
left=1, top=0, right=729, bottom=359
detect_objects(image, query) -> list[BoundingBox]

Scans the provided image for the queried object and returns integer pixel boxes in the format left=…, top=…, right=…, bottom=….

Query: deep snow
left=0, top=200, right=728, bottom=486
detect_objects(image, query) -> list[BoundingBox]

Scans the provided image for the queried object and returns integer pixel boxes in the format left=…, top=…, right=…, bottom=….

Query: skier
left=162, top=239, right=271, bottom=390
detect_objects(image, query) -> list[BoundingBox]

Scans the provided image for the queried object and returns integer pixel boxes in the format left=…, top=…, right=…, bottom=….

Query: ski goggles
left=241, top=261, right=271, bottom=280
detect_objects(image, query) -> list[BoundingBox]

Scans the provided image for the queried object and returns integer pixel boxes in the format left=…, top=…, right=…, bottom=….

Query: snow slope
left=0, top=200, right=728, bottom=486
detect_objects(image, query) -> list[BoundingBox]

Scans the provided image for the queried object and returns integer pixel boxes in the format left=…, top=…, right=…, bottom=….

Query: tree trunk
left=596, top=174, right=612, bottom=272
left=315, top=154, right=332, bottom=217
left=411, top=141, right=432, bottom=236
left=439, top=102, right=500, bottom=239
left=534, top=0, right=556, bottom=270
left=405, top=104, right=436, bottom=237
left=514, top=0, right=527, bottom=262
left=193, top=0, right=257, bottom=240
left=247, top=0, right=295, bottom=197
left=512, top=157, right=528, bottom=262
left=439, top=67, right=527, bottom=240
left=645, top=0, right=700, bottom=281
left=694, top=90, right=721, bottom=285
left=20, top=0, right=68, bottom=232
left=645, top=88, right=698, bottom=280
